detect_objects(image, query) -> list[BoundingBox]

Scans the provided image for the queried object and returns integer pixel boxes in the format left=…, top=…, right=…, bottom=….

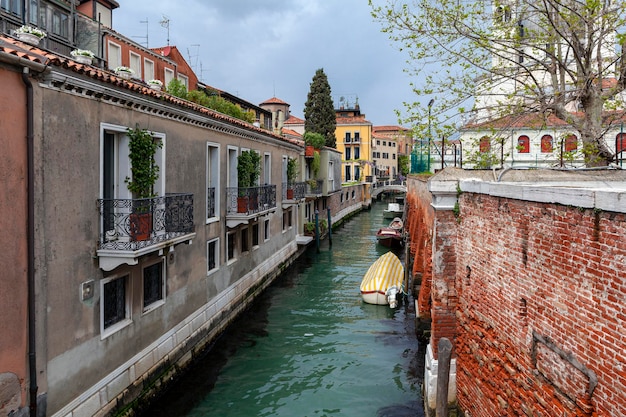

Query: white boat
left=383, top=202, right=403, bottom=219
left=360, top=251, right=404, bottom=308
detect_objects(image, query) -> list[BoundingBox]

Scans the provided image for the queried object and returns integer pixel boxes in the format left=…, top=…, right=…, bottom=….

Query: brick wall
left=455, top=192, right=626, bottom=416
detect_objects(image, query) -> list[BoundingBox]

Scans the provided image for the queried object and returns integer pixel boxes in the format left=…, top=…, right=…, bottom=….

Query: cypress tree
left=304, top=68, right=336, bottom=148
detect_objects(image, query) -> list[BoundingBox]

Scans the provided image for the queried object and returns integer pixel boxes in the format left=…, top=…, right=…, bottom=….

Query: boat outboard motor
left=386, top=286, right=400, bottom=308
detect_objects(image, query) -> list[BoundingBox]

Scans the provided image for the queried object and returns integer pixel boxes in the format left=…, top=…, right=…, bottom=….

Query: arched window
left=479, top=136, right=491, bottom=153
left=564, top=134, right=578, bottom=152
left=616, top=133, right=626, bottom=153
left=541, top=135, right=553, bottom=153
left=517, top=135, right=530, bottom=153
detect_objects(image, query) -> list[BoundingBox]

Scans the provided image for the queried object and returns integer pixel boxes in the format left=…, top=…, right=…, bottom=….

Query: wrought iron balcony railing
left=97, top=193, right=194, bottom=251
left=226, top=185, right=276, bottom=215
left=282, top=181, right=306, bottom=201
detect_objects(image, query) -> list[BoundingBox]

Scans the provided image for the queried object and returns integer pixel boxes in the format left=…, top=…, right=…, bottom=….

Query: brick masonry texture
left=407, top=176, right=626, bottom=416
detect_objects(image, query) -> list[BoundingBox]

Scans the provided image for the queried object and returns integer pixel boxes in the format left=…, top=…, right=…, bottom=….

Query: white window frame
left=264, top=219, right=270, bottom=242
left=207, top=238, right=219, bottom=275
left=100, top=274, right=132, bottom=339
left=144, top=58, right=155, bottom=81
left=107, top=41, right=122, bottom=70
left=164, top=68, right=175, bottom=87
left=178, top=74, right=189, bottom=91
left=129, top=51, right=141, bottom=79
left=264, top=152, right=271, bottom=185
left=227, top=230, right=237, bottom=264
left=142, top=257, right=166, bottom=314
left=206, top=142, right=220, bottom=223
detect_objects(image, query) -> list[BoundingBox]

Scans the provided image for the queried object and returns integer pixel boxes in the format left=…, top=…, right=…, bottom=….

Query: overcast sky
left=112, top=0, right=416, bottom=127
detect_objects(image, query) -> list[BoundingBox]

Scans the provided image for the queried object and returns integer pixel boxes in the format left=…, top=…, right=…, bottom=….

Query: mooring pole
left=315, top=209, right=320, bottom=253
left=436, top=337, right=453, bottom=417
left=327, top=208, right=332, bottom=247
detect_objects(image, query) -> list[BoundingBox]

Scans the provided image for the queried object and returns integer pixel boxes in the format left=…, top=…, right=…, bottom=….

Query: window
left=51, top=9, right=69, bottom=37
left=355, top=165, right=361, bottom=182
left=101, top=275, right=130, bottom=335
left=541, top=135, right=553, bottom=153
left=377, top=140, right=380, bottom=146
left=354, top=146, right=360, bottom=159
left=129, top=52, right=141, bottom=79
left=164, top=68, right=175, bottom=86
left=354, top=132, right=360, bottom=143
left=383, top=152, right=389, bottom=159
left=345, top=147, right=351, bottom=160
left=143, top=259, right=165, bottom=311
left=393, top=154, right=396, bottom=159
left=2, top=0, right=21, bottom=15
left=383, top=141, right=387, bottom=146
left=564, top=134, right=578, bottom=152
left=144, top=59, right=155, bottom=81
left=241, top=227, right=249, bottom=252
left=207, top=143, right=219, bottom=221
left=282, top=211, right=288, bottom=231
left=345, top=166, right=351, bottom=181
left=227, top=231, right=236, bottom=262
left=517, top=135, right=530, bottom=153
left=107, top=42, right=122, bottom=70
left=345, top=132, right=351, bottom=143
left=207, top=238, right=219, bottom=274
left=29, top=0, right=38, bottom=24
left=252, top=223, right=259, bottom=247
left=617, top=133, right=626, bottom=153
left=178, top=74, right=189, bottom=91
left=264, top=153, right=271, bottom=185
left=479, top=136, right=491, bottom=153
left=264, top=219, right=270, bottom=241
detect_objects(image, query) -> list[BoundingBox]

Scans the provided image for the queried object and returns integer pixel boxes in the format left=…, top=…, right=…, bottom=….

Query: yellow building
left=335, top=104, right=374, bottom=183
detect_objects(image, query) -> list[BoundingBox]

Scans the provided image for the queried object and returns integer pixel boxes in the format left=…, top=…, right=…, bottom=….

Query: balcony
left=306, top=179, right=324, bottom=197
left=96, top=193, right=195, bottom=271
left=226, top=185, right=276, bottom=228
left=282, top=181, right=307, bottom=204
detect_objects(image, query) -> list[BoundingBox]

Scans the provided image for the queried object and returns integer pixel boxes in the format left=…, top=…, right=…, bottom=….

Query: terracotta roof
left=0, top=35, right=288, bottom=141
left=336, top=116, right=372, bottom=125
left=282, top=128, right=302, bottom=138
left=260, top=96, right=289, bottom=106
left=284, top=114, right=304, bottom=124
left=464, top=110, right=626, bottom=130
left=373, top=125, right=409, bottom=133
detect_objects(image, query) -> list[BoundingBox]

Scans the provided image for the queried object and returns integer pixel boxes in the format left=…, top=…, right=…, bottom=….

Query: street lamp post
left=427, top=98, right=435, bottom=172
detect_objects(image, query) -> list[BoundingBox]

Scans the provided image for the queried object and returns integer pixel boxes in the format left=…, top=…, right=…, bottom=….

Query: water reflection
left=139, top=201, right=425, bottom=417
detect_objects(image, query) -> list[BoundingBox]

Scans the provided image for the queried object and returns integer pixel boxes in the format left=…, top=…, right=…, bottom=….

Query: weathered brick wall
left=455, top=192, right=626, bottom=416
left=406, top=177, right=434, bottom=320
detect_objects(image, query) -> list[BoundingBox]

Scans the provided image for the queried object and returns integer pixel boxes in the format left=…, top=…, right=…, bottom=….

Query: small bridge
left=371, top=180, right=407, bottom=199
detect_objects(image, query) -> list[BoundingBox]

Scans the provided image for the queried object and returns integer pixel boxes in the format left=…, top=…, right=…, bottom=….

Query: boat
left=376, top=217, right=404, bottom=248
left=360, top=251, right=404, bottom=308
left=383, top=202, right=404, bottom=219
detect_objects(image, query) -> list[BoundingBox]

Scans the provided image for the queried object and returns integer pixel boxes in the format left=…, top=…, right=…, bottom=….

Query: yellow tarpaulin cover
left=360, top=251, right=404, bottom=295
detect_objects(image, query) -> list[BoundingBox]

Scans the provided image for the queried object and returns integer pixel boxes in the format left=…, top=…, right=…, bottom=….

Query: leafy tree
left=304, top=68, right=337, bottom=148
left=370, top=0, right=626, bottom=166
left=166, top=78, right=188, bottom=100
left=397, top=154, right=410, bottom=177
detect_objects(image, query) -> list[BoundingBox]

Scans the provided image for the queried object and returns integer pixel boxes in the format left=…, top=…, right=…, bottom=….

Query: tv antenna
left=133, top=18, right=148, bottom=47
left=159, top=15, right=170, bottom=46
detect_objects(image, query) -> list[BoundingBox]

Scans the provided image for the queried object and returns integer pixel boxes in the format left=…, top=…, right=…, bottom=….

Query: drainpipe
left=21, top=66, right=38, bottom=417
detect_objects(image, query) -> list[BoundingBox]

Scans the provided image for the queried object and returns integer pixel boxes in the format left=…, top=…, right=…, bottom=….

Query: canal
left=139, top=200, right=426, bottom=417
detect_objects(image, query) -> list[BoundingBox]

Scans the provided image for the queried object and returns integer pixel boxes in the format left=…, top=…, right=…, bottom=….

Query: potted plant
left=304, top=221, right=316, bottom=236
left=114, top=66, right=134, bottom=80
left=70, top=49, right=95, bottom=64
left=303, top=132, right=325, bottom=157
left=14, top=25, right=46, bottom=45
left=125, top=126, right=162, bottom=240
left=147, top=79, right=163, bottom=91
left=237, top=150, right=261, bottom=213
left=286, top=157, right=298, bottom=199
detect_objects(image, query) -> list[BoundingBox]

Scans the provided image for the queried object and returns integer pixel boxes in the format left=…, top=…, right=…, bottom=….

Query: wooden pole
left=327, top=208, right=332, bottom=247
left=436, top=337, right=453, bottom=417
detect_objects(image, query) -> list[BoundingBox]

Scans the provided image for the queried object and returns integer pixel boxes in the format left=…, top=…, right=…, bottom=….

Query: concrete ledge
left=460, top=179, right=626, bottom=214
left=424, top=343, right=457, bottom=415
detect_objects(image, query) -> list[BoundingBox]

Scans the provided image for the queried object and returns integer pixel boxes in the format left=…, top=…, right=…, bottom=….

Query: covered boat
left=376, top=217, right=404, bottom=248
left=383, top=202, right=403, bottom=219
left=360, top=251, right=404, bottom=308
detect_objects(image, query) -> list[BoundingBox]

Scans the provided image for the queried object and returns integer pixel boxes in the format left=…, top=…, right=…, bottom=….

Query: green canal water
left=141, top=201, right=425, bottom=417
